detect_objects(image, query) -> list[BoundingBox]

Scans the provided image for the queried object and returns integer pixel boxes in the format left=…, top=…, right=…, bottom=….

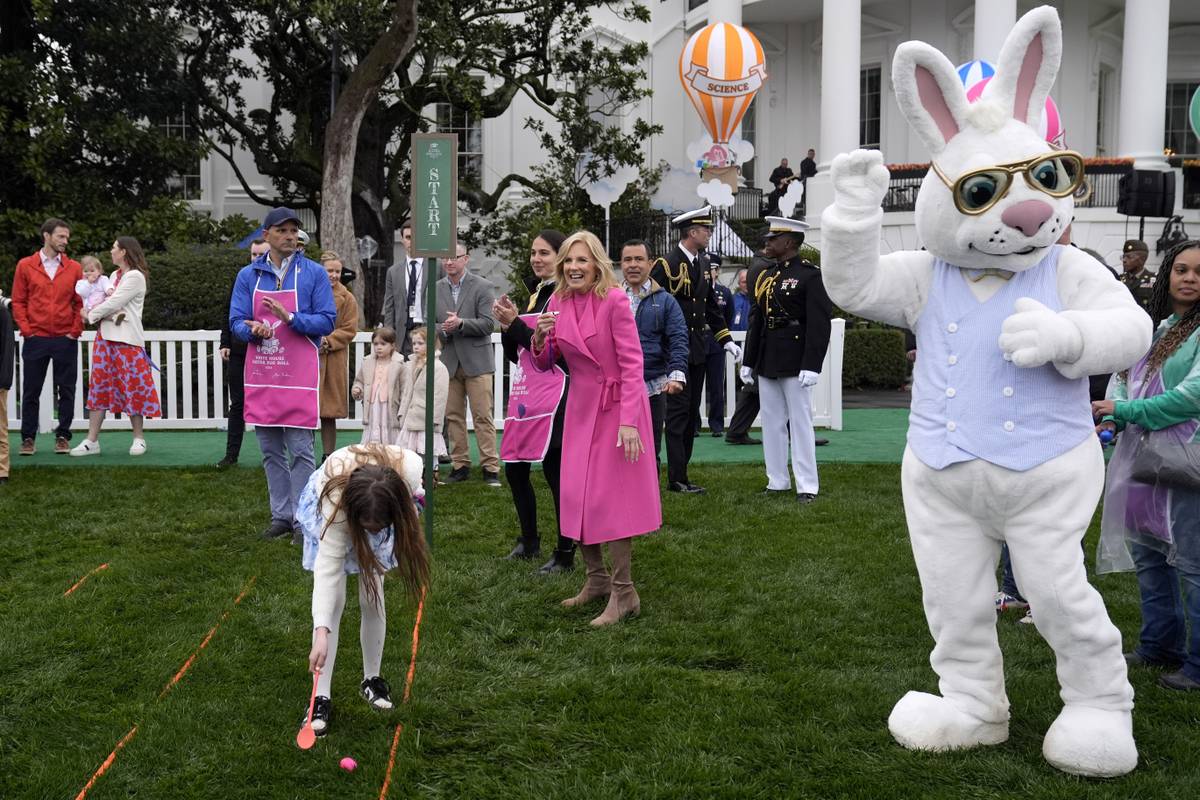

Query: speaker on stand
left=1118, top=169, right=1177, bottom=242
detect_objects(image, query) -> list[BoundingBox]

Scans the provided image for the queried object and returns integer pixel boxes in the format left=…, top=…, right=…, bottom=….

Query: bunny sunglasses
left=930, top=151, right=1089, bottom=216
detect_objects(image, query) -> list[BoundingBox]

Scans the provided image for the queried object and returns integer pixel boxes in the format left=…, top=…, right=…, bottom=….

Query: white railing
left=7, top=319, right=845, bottom=432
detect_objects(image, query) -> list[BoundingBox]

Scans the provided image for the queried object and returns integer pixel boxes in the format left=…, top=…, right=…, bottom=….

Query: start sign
left=409, top=133, right=458, bottom=258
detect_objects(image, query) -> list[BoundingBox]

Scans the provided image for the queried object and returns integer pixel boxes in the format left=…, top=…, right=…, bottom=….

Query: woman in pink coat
left=531, top=230, right=661, bottom=626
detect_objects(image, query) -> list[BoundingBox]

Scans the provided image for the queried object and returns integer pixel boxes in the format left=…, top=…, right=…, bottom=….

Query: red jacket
left=11, top=251, right=84, bottom=338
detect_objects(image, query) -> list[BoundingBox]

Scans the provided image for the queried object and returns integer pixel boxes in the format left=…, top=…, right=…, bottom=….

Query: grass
left=2, top=462, right=1198, bottom=799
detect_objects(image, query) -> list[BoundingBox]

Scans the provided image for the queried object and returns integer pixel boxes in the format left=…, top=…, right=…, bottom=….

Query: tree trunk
left=320, top=0, right=419, bottom=327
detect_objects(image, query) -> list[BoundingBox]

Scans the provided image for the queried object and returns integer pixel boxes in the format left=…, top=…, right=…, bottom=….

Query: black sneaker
left=303, top=695, right=332, bottom=737
left=444, top=466, right=469, bottom=483
left=261, top=520, right=292, bottom=540
left=216, top=455, right=238, bottom=468
left=536, top=549, right=576, bottom=575
left=361, top=676, right=394, bottom=710
left=482, top=470, right=501, bottom=487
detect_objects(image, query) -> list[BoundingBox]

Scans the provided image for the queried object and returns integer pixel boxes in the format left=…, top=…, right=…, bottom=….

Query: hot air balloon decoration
left=679, top=22, right=767, bottom=168
left=956, top=60, right=1065, bottom=148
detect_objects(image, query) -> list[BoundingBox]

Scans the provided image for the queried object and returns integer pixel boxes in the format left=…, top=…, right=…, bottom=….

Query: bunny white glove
left=724, top=341, right=742, bottom=361
left=998, top=297, right=1084, bottom=369
left=798, top=370, right=820, bottom=387
left=739, top=366, right=754, bottom=384
left=830, top=150, right=890, bottom=213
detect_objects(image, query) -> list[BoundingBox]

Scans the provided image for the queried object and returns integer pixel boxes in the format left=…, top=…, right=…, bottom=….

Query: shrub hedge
left=141, top=245, right=250, bottom=330
left=841, top=326, right=909, bottom=389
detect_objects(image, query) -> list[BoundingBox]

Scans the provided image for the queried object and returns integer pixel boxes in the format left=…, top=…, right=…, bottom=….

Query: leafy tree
left=179, top=0, right=654, bottom=323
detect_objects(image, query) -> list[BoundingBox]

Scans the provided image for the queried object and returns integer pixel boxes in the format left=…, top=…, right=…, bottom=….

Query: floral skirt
left=87, top=337, right=161, bottom=417
left=297, top=471, right=398, bottom=575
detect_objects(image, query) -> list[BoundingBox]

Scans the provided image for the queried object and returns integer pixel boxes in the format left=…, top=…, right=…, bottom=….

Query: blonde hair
left=553, top=231, right=621, bottom=299
left=320, top=250, right=342, bottom=267
left=410, top=325, right=442, bottom=352
left=80, top=255, right=104, bottom=273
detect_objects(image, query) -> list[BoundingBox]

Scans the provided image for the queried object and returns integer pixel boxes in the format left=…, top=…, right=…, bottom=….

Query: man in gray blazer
left=382, top=223, right=444, bottom=355
left=436, top=242, right=500, bottom=486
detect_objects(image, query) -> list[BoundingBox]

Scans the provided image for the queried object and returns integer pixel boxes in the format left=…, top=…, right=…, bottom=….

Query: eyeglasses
left=930, top=151, right=1089, bottom=216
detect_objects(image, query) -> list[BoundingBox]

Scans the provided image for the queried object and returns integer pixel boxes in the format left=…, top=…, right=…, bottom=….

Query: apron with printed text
left=244, top=279, right=320, bottom=429
left=500, top=312, right=566, bottom=462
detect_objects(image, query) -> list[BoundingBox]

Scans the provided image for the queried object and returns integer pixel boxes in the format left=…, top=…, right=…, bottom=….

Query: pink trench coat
left=531, top=288, right=662, bottom=544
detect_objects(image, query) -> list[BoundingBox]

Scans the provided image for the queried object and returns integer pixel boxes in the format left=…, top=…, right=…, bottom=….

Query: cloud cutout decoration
left=697, top=178, right=736, bottom=209
left=777, top=180, right=806, bottom=218
left=650, top=167, right=703, bottom=213
left=686, top=135, right=755, bottom=171
left=582, top=163, right=640, bottom=209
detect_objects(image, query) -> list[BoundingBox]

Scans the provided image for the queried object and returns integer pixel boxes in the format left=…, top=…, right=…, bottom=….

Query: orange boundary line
left=73, top=576, right=257, bottom=799
left=160, top=575, right=257, bottom=699
left=64, top=563, right=110, bottom=597
left=74, top=724, right=137, bottom=800
left=379, top=585, right=428, bottom=800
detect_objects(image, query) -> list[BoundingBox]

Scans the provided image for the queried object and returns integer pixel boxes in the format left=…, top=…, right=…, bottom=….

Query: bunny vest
left=909, top=246, right=1093, bottom=471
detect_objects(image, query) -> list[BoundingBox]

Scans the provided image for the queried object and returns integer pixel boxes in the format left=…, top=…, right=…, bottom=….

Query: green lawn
left=2, top=463, right=1198, bottom=799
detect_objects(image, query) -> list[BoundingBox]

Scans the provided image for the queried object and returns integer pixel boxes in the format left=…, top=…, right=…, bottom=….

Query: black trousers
left=665, top=361, right=706, bottom=484
left=504, top=445, right=573, bottom=551
left=649, top=391, right=666, bottom=463
left=726, top=375, right=760, bottom=440
left=20, top=335, right=77, bottom=441
left=704, top=349, right=726, bottom=432
left=225, top=350, right=246, bottom=458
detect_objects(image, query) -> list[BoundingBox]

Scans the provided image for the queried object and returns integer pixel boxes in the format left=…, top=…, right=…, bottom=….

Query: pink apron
left=500, top=312, right=566, bottom=462
left=243, top=280, right=320, bottom=429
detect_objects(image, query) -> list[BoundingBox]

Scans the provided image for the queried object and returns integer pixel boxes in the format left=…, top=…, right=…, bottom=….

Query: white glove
left=798, top=370, right=820, bottom=387
left=997, top=297, right=1083, bottom=369
left=739, top=366, right=754, bottom=384
left=724, top=341, right=743, bottom=361
left=830, top=150, right=890, bottom=212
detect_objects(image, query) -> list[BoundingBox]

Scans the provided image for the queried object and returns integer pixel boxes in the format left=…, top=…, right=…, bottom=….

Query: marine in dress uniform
left=743, top=217, right=833, bottom=503
left=650, top=206, right=742, bottom=493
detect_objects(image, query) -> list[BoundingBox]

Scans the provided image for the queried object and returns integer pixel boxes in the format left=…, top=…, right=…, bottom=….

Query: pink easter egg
left=339, top=756, right=357, bottom=771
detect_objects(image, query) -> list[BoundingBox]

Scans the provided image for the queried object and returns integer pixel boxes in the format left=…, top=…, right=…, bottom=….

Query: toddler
left=75, top=256, right=124, bottom=324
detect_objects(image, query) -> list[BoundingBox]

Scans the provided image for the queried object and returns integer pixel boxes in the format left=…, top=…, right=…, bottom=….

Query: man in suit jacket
left=649, top=206, right=741, bottom=494
left=436, top=242, right=500, bottom=486
left=382, top=222, right=445, bottom=355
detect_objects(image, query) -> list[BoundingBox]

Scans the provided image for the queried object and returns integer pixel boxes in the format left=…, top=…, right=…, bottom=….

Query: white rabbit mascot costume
left=820, top=6, right=1152, bottom=778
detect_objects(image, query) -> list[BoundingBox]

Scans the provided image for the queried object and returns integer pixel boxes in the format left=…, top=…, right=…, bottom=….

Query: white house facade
left=187, top=0, right=1200, bottom=272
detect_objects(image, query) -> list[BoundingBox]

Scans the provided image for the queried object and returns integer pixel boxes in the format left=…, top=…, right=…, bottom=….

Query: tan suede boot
left=561, top=543, right=610, bottom=608
left=590, top=538, right=640, bottom=627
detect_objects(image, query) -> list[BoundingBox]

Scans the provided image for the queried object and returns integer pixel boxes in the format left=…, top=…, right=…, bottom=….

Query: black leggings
left=504, top=446, right=573, bottom=550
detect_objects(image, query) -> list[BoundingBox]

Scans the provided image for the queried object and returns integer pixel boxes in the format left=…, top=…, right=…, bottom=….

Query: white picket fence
left=6, top=320, right=845, bottom=432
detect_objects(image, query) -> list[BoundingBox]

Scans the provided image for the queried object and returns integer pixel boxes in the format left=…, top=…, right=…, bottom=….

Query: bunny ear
left=892, top=42, right=971, bottom=156
left=985, top=5, right=1062, bottom=128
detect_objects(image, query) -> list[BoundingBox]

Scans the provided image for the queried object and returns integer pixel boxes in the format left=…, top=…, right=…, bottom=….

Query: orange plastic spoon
left=296, top=670, right=320, bottom=750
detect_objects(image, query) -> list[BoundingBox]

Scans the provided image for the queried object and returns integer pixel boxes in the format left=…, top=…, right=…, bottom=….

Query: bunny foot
left=888, top=691, right=1008, bottom=751
left=1042, top=706, right=1137, bottom=778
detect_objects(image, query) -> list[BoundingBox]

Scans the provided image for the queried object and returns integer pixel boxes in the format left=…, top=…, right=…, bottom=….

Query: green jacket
left=1108, top=315, right=1200, bottom=435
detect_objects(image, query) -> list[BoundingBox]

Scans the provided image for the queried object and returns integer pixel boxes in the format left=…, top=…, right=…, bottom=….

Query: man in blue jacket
left=620, top=240, right=689, bottom=464
left=229, top=207, right=336, bottom=539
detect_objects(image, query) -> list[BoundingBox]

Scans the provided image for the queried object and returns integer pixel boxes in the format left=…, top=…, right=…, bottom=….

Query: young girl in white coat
left=352, top=326, right=407, bottom=446
left=397, top=327, right=449, bottom=461
left=298, top=443, right=429, bottom=737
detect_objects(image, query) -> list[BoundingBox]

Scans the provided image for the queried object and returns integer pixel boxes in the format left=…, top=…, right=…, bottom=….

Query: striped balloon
left=956, top=59, right=995, bottom=88
left=966, top=76, right=1065, bottom=148
left=679, top=22, right=768, bottom=147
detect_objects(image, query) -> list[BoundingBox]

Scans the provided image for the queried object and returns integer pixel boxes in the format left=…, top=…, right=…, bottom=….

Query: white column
left=707, top=0, right=742, bottom=25
left=818, top=0, right=860, bottom=170
left=1058, top=0, right=1093, bottom=155
left=1117, top=0, right=1171, bottom=168
left=973, top=0, right=1016, bottom=63
left=908, top=0, right=950, bottom=161
left=804, top=0, right=860, bottom=231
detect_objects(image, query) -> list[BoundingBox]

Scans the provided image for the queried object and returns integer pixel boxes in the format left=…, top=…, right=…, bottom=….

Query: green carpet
left=5, top=408, right=911, bottom=469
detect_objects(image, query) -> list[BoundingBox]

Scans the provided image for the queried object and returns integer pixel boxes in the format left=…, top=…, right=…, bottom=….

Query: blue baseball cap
left=263, top=207, right=302, bottom=229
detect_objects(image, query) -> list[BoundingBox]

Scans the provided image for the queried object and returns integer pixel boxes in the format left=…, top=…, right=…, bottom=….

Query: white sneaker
left=129, top=438, right=147, bottom=456
left=69, top=439, right=101, bottom=457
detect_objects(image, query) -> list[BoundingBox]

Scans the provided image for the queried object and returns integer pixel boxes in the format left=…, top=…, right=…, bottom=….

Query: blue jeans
left=999, top=543, right=1024, bottom=601
left=1130, top=541, right=1200, bottom=680
left=255, top=426, right=316, bottom=526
